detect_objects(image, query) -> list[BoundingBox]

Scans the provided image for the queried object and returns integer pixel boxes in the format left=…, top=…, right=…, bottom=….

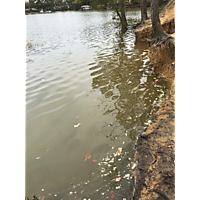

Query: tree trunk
left=146, top=0, right=174, bottom=47
left=110, top=0, right=128, bottom=33
left=140, top=0, right=148, bottom=22
left=151, top=0, right=167, bottom=38
left=119, top=0, right=128, bottom=32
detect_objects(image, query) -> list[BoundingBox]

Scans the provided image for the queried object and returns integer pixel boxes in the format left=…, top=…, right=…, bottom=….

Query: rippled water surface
left=26, top=10, right=169, bottom=200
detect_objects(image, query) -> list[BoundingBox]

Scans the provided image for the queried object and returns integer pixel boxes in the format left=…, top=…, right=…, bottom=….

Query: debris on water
left=75, top=116, right=79, bottom=119
left=93, top=159, right=97, bottom=163
left=102, top=193, right=105, bottom=195
left=94, top=99, right=97, bottom=101
left=111, top=146, right=114, bottom=149
left=74, top=123, right=81, bottom=128
left=46, top=149, right=49, bottom=152
left=93, top=134, right=96, bottom=136
left=111, top=194, right=116, bottom=200
left=127, top=116, right=132, bottom=120
left=108, top=122, right=113, bottom=126
left=41, top=189, right=44, bottom=191
left=116, top=151, right=122, bottom=156
left=85, top=153, right=91, bottom=159
left=36, top=157, right=41, bottom=159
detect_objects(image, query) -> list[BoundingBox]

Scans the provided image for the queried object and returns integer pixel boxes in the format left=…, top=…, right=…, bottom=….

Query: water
left=26, top=10, right=169, bottom=200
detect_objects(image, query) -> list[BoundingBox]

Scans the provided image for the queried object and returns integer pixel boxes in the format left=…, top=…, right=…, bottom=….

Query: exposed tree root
left=146, top=34, right=175, bottom=49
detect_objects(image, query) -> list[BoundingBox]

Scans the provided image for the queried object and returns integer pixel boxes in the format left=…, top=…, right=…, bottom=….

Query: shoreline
left=132, top=0, right=175, bottom=199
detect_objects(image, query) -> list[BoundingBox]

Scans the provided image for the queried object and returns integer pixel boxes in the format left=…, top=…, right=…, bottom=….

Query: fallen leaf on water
left=94, top=99, right=97, bottom=101
left=93, top=134, right=96, bottom=136
left=103, top=168, right=106, bottom=172
left=42, top=198, right=44, bottom=200
left=121, top=118, right=124, bottom=120
left=85, top=154, right=91, bottom=159
left=116, top=151, right=122, bottom=156
left=115, top=175, right=120, bottom=179
left=75, top=116, right=79, bottom=119
left=73, top=178, right=76, bottom=180
left=167, top=145, right=172, bottom=148
left=151, top=104, right=157, bottom=107
left=93, top=159, right=97, bottom=163
left=46, top=149, right=49, bottom=152
left=111, top=194, right=116, bottom=200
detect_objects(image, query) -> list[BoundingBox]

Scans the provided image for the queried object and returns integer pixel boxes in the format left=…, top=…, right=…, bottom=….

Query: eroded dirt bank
left=132, top=1, right=175, bottom=199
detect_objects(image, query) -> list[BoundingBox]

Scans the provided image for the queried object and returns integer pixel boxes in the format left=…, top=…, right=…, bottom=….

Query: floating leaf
left=151, top=104, right=157, bottom=107
left=121, top=118, right=124, bottom=120
left=94, top=99, right=97, bottom=101
left=85, top=154, right=91, bottom=159
left=93, top=159, right=97, bottom=163
left=75, top=116, right=79, bottom=119
left=115, top=175, right=120, bottom=179
left=93, top=134, right=96, bottom=136
left=111, top=194, right=116, bottom=200
left=116, top=151, right=122, bottom=156
left=46, top=149, right=49, bottom=152
left=73, top=178, right=76, bottom=180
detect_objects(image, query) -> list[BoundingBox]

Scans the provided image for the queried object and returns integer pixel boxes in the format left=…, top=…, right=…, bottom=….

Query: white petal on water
left=123, top=174, right=130, bottom=179
left=41, top=189, right=44, bottom=191
left=36, top=157, right=41, bottom=159
left=111, top=146, right=114, bottom=149
left=118, top=147, right=122, bottom=152
left=123, top=142, right=125, bottom=144
left=116, top=185, right=121, bottom=189
left=102, top=193, right=105, bottom=195
left=113, top=167, right=117, bottom=170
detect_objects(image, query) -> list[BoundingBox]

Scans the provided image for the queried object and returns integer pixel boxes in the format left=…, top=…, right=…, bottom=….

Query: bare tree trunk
left=110, top=0, right=128, bottom=33
left=151, top=0, right=167, bottom=38
left=140, top=0, right=148, bottom=22
left=146, top=0, right=174, bottom=46
left=119, top=0, right=128, bottom=32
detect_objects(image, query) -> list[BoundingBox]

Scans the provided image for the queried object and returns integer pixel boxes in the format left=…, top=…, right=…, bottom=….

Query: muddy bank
left=132, top=67, right=175, bottom=200
left=134, top=0, right=175, bottom=41
left=132, top=1, right=175, bottom=199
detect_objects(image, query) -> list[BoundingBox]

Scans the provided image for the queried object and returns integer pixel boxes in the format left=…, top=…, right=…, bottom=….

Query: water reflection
left=26, top=11, right=170, bottom=200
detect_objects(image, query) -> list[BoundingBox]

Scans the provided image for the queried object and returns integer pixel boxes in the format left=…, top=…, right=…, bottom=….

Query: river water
left=26, top=9, right=169, bottom=200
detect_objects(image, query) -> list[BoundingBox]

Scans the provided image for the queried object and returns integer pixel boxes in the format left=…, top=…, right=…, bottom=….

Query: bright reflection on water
left=26, top=10, right=169, bottom=200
